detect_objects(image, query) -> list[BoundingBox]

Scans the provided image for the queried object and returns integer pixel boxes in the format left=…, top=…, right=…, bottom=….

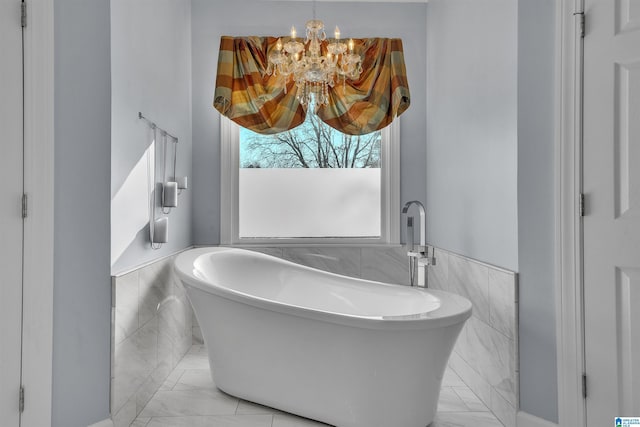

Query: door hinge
left=582, top=373, right=587, bottom=399
left=574, top=11, right=585, bottom=38
left=22, top=194, right=28, bottom=219
left=579, top=193, right=585, bottom=217
left=21, top=1, right=27, bottom=28
left=19, top=386, right=24, bottom=413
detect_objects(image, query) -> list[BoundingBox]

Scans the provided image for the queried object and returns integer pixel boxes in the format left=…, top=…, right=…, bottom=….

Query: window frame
left=220, top=116, right=400, bottom=246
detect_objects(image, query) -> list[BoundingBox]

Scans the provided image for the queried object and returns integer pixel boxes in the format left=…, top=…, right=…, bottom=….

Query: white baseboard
left=517, top=411, right=559, bottom=427
left=87, top=419, right=113, bottom=427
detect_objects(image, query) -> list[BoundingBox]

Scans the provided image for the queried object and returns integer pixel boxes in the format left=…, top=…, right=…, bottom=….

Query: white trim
left=220, top=116, right=239, bottom=245
left=555, top=0, right=586, bottom=426
left=381, top=119, right=401, bottom=244
left=517, top=411, right=559, bottom=427
left=220, top=117, right=401, bottom=246
left=20, top=1, right=54, bottom=426
left=87, top=419, right=113, bottom=427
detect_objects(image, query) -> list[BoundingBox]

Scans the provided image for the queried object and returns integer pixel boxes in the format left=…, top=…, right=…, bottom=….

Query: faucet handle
left=428, top=246, right=436, bottom=266
left=417, top=254, right=437, bottom=266
left=407, top=245, right=427, bottom=258
left=413, top=246, right=437, bottom=266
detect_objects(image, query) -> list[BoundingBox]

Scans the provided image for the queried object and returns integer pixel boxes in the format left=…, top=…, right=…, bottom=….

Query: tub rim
left=175, top=246, right=472, bottom=331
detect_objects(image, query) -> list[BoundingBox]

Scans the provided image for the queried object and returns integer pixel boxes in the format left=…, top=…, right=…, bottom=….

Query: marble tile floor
left=131, top=345, right=505, bottom=427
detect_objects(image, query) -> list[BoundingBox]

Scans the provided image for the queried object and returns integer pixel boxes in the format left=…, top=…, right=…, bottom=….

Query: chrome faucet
left=402, top=201, right=435, bottom=287
left=402, top=201, right=426, bottom=248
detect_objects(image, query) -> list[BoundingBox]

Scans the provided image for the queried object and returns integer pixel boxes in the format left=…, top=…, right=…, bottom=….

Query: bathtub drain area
left=128, top=344, right=505, bottom=427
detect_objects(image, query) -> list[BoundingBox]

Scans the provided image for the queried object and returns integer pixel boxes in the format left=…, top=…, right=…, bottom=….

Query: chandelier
left=266, top=20, right=363, bottom=110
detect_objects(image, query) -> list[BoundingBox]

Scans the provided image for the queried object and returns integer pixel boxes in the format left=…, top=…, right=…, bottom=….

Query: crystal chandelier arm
left=266, top=18, right=363, bottom=110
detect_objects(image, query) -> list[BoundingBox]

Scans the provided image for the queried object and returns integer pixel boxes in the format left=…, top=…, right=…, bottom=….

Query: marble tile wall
left=247, top=245, right=413, bottom=285
left=111, top=254, right=193, bottom=427
left=428, top=247, right=519, bottom=427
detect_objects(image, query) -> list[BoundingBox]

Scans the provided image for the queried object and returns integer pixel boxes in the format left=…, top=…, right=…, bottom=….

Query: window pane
left=239, top=113, right=382, bottom=238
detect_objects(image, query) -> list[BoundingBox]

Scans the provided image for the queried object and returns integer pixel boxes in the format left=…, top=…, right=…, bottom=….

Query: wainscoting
left=429, top=247, right=519, bottom=427
left=244, top=245, right=414, bottom=284
left=111, top=254, right=193, bottom=427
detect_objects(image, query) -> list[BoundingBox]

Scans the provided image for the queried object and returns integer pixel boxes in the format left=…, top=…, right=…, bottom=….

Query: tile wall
left=428, top=247, right=519, bottom=427
left=111, top=254, right=193, bottom=427
left=252, top=246, right=414, bottom=285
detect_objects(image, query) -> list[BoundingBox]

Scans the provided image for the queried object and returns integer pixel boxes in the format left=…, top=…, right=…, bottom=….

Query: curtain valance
left=213, top=36, right=410, bottom=135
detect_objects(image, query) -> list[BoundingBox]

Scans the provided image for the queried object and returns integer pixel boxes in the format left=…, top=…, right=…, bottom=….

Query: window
left=220, top=115, right=400, bottom=245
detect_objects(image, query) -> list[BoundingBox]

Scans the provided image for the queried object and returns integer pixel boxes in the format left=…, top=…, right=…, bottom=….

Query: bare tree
left=240, top=113, right=380, bottom=169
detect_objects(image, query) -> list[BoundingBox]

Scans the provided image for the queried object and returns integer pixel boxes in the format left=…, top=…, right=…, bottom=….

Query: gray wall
left=426, top=0, right=518, bottom=272
left=517, top=0, right=558, bottom=422
left=191, top=0, right=427, bottom=244
left=427, top=0, right=559, bottom=422
left=110, top=0, right=193, bottom=274
left=53, top=0, right=112, bottom=425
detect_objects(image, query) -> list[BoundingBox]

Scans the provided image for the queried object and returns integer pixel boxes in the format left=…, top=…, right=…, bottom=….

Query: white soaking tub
left=175, top=247, right=471, bottom=427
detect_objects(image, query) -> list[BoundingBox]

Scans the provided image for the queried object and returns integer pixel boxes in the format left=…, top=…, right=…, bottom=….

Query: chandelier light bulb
left=267, top=19, right=362, bottom=110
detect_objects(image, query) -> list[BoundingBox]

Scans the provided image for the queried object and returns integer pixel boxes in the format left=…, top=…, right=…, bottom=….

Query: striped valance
left=213, top=36, right=410, bottom=135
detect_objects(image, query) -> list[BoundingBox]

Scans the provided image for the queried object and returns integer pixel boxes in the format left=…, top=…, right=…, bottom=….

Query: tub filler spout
left=402, top=200, right=436, bottom=287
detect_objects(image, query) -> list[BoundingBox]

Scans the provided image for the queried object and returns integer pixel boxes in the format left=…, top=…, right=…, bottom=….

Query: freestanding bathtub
left=175, top=247, right=471, bottom=427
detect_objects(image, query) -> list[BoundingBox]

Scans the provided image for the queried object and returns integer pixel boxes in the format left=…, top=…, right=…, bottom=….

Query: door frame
left=20, top=1, right=54, bottom=426
left=556, top=0, right=586, bottom=426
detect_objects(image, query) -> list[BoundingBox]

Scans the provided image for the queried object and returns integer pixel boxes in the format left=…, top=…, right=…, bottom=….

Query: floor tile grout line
left=449, top=386, right=489, bottom=413
left=136, top=377, right=165, bottom=422
left=171, top=369, right=188, bottom=391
